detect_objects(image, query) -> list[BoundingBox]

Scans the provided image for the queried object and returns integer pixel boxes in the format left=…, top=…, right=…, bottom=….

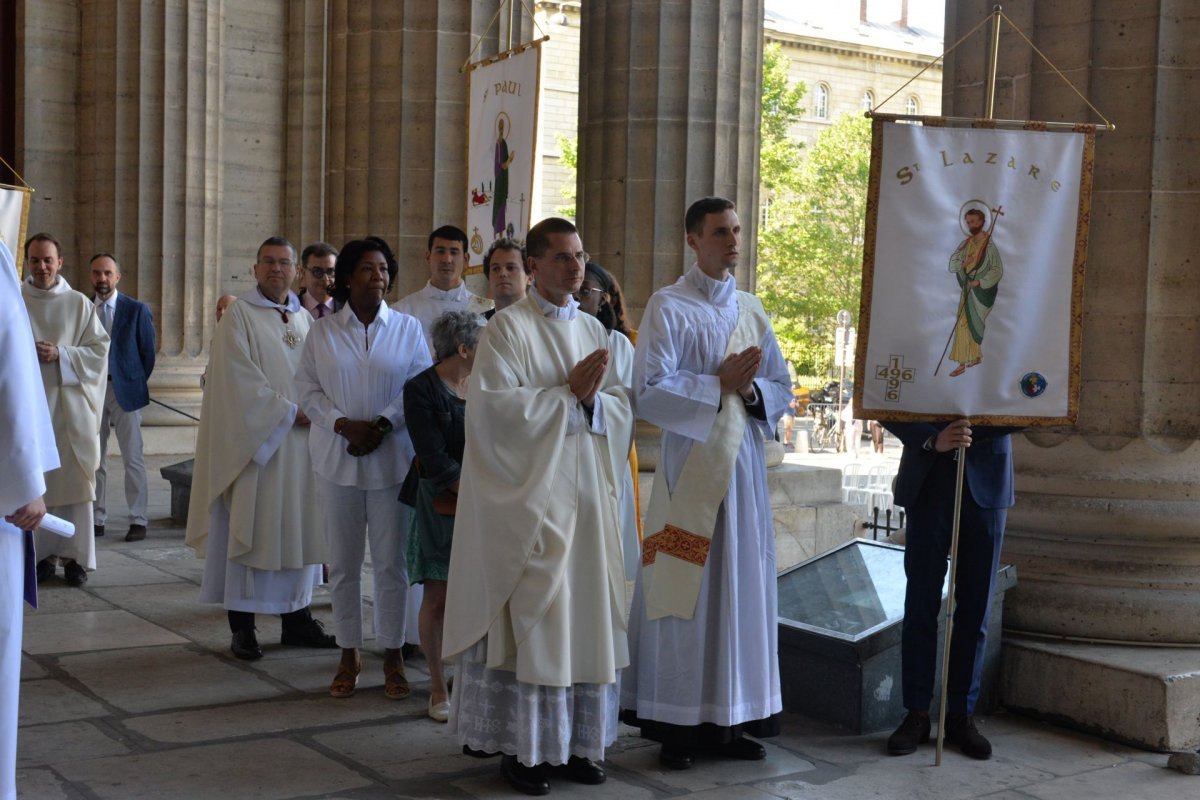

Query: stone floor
left=17, top=455, right=1195, bottom=799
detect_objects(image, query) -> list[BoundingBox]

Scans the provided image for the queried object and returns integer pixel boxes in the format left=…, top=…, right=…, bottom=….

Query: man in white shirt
left=443, top=217, right=634, bottom=795
left=392, top=225, right=492, bottom=350
left=483, top=237, right=529, bottom=320
left=298, top=242, right=337, bottom=320
left=90, top=253, right=156, bottom=542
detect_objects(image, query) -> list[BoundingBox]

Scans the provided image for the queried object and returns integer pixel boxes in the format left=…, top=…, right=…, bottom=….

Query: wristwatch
left=374, top=415, right=394, bottom=435
left=334, top=417, right=348, bottom=436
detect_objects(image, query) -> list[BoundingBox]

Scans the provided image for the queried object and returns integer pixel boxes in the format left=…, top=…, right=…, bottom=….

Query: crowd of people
left=0, top=195, right=1011, bottom=798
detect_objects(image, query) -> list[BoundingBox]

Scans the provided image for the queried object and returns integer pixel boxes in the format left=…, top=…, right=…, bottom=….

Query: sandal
left=329, top=661, right=360, bottom=699
left=383, top=655, right=410, bottom=700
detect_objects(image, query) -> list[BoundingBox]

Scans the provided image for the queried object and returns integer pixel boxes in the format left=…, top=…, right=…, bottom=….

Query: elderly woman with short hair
left=296, top=237, right=432, bottom=700
left=402, top=309, right=484, bottom=722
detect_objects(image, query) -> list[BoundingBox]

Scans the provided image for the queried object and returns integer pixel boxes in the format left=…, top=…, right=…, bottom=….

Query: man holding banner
left=883, top=418, right=1015, bottom=760
left=622, top=197, right=792, bottom=770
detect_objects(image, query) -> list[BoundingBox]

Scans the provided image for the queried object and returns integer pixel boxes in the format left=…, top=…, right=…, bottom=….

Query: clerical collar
left=241, top=286, right=302, bottom=314
left=686, top=264, right=736, bottom=307
left=23, top=274, right=70, bottom=296
left=423, top=281, right=470, bottom=301
left=530, top=288, right=579, bottom=321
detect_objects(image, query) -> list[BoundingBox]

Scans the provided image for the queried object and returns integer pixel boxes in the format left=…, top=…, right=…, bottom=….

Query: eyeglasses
left=573, top=287, right=606, bottom=299
left=259, top=258, right=295, bottom=269
left=550, top=251, right=589, bottom=266
left=308, top=267, right=335, bottom=278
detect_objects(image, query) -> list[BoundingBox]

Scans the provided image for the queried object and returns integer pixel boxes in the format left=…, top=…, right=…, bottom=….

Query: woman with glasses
left=576, top=261, right=643, bottom=578
left=402, top=310, right=484, bottom=721
left=296, top=237, right=431, bottom=700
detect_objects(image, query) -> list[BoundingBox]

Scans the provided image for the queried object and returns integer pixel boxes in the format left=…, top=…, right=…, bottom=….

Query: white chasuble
left=442, top=293, right=634, bottom=688
left=186, top=292, right=326, bottom=575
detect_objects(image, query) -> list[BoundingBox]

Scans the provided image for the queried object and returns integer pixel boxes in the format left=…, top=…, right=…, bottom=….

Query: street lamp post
left=836, top=310, right=851, bottom=452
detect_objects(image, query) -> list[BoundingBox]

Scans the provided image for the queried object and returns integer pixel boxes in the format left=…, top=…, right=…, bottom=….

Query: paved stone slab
left=14, top=768, right=70, bottom=800
left=606, top=738, right=815, bottom=793
left=1020, top=761, right=1195, bottom=800
left=689, top=787, right=787, bottom=799
left=18, top=679, right=107, bottom=725
left=22, top=609, right=186, bottom=655
left=313, top=718, right=469, bottom=781
left=85, top=549, right=184, bottom=587
left=126, top=543, right=206, bottom=582
left=454, top=771, right=657, bottom=799
left=21, top=655, right=48, bottom=681
left=246, top=649, right=423, bottom=694
left=58, top=644, right=283, bottom=714
left=18, top=720, right=130, bottom=767
left=54, top=739, right=372, bottom=800
left=125, top=695, right=409, bottom=744
left=987, top=717, right=1144, bottom=777
left=23, top=584, right=115, bottom=616
left=90, top=581, right=239, bottom=654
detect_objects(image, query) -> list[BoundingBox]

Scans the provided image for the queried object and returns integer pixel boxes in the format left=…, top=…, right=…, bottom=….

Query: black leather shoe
left=887, top=711, right=931, bottom=755
left=659, top=744, right=694, bottom=770
left=500, top=754, right=550, bottom=796
left=562, top=755, right=605, bottom=785
left=64, top=560, right=87, bottom=587
left=944, top=714, right=992, bottom=760
left=94, top=524, right=105, bottom=538
left=36, top=559, right=55, bottom=582
left=231, top=627, right=263, bottom=660
left=280, top=615, right=338, bottom=648
left=125, top=524, right=147, bottom=542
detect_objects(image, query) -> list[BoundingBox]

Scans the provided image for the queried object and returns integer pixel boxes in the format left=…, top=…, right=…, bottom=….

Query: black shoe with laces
left=561, top=755, right=606, bottom=785
left=500, top=754, right=549, bottom=796
left=230, top=627, right=263, bottom=660
left=280, top=613, right=337, bottom=648
left=944, top=714, right=992, bottom=760
left=659, top=744, right=694, bottom=770
left=64, top=560, right=87, bottom=587
left=887, top=711, right=931, bottom=755
left=713, top=736, right=767, bottom=761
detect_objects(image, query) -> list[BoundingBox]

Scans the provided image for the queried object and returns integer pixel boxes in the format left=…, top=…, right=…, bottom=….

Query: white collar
left=240, top=286, right=302, bottom=313
left=337, top=300, right=391, bottom=328
left=530, top=287, right=579, bottom=321
left=95, top=290, right=119, bottom=308
left=422, top=280, right=470, bottom=301
left=685, top=264, right=736, bottom=307
left=23, top=274, right=72, bottom=297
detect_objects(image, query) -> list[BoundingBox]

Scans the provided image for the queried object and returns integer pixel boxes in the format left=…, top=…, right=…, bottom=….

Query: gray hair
left=431, top=310, right=486, bottom=360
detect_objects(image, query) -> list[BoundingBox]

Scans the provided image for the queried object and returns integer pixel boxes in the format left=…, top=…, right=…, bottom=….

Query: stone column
left=945, top=0, right=1200, bottom=749
left=323, top=1, right=535, bottom=298
left=577, top=0, right=765, bottom=321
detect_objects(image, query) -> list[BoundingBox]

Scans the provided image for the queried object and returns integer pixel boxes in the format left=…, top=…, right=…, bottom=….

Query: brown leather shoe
left=383, top=651, right=410, bottom=700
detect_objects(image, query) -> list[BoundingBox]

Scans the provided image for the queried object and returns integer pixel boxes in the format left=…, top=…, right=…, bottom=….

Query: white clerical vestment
left=621, top=265, right=792, bottom=728
left=1, top=242, right=60, bottom=800
left=186, top=289, right=325, bottom=613
left=392, top=281, right=493, bottom=354
left=22, top=275, right=109, bottom=570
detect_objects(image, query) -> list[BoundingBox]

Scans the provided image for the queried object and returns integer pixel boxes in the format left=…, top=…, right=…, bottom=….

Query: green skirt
left=406, top=478, right=454, bottom=584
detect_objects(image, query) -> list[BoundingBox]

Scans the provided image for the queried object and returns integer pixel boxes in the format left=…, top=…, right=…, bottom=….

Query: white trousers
left=319, top=483, right=409, bottom=649
left=0, top=524, right=24, bottom=800
left=95, top=384, right=149, bottom=527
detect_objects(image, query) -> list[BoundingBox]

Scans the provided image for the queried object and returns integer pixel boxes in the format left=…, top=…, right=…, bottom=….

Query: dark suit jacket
left=883, top=422, right=1017, bottom=511
left=100, top=292, right=156, bottom=412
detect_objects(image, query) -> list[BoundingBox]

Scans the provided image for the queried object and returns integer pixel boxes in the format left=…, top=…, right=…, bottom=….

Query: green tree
left=758, top=105, right=871, bottom=374
left=555, top=134, right=577, bottom=219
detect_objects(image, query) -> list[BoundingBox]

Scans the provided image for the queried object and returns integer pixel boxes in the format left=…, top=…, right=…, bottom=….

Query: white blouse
left=296, top=302, right=432, bottom=489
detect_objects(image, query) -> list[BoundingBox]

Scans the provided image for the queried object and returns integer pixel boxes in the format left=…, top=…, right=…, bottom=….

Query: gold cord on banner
left=0, top=154, right=34, bottom=191
left=461, top=0, right=548, bottom=73
left=870, top=5, right=1114, bottom=131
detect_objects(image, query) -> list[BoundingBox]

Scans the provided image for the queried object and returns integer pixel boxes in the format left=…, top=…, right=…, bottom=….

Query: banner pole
left=984, top=5, right=1003, bottom=119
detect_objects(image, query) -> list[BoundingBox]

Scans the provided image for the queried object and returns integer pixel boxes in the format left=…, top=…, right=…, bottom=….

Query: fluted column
left=577, top=0, right=764, bottom=321
left=945, top=0, right=1200, bottom=748
left=324, top=0, right=534, bottom=298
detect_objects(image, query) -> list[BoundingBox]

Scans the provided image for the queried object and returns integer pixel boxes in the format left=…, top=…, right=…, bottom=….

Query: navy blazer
left=100, top=292, right=156, bottom=412
left=883, top=422, right=1017, bottom=511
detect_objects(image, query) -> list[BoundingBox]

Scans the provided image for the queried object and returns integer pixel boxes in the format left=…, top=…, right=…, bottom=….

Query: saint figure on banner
left=493, top=114, right=516, bottom=239
left=947, top=207, right=1003, bottom=377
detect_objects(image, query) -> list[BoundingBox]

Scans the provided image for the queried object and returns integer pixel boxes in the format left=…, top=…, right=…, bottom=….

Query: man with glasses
left=443, top=217, right=634, bottom=795
left=393, top=225, right=492, bottom=352
left=298, top=242, right=338, bottom=320
left=186, top=237, right=336, bottom=661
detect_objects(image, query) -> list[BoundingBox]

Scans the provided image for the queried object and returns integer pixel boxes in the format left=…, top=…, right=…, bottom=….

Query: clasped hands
left=718, top=346, right=762, bottom=401
left=340, top=418, right=390, bottom=457
left=568, top=348, right=609, bottom=410
left=35, top=341, right=59, bottom=363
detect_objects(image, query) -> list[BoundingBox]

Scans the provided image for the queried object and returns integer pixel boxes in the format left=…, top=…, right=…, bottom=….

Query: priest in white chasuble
left=186, top=237, right=335, bottom=661
left=21, top=233, right=109, bottom=587
left=621, top=197, right=793, bottom=770
left=442, top=217, right=634, bottom=796
left=1, top=238, right=60, bottom=800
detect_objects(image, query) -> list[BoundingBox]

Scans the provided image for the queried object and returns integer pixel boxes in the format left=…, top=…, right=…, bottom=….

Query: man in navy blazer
left=882, top=418, right=1016, bottom=760
left=90, top=254, right=156, bottom=542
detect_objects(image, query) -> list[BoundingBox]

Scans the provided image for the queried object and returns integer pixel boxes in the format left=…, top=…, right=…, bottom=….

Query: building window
left=815, top=84, right=830, bottom=120
left=906, top=95, right=919, bottom=116
left=862, top=90, right=875, bottom=112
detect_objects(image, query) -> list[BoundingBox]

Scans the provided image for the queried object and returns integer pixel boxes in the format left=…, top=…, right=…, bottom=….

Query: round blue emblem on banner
left=1020, top=372, right=1047, bottom=398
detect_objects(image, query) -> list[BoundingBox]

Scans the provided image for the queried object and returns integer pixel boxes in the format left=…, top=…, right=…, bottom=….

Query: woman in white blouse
left=296, top=237, right=432, bottom=700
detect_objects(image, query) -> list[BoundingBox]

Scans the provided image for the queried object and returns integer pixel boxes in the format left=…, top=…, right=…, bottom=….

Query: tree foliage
left=758, top=81, right=871, bottom=375
left=555, top=134, right=578, bottom=219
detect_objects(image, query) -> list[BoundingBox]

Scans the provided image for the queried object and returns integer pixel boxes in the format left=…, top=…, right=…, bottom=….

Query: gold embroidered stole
left=640, top=293, right=769, bottom=620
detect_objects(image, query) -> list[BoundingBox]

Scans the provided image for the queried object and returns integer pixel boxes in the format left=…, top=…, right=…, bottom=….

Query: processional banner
left=855, top=119, right=1094, bottom=426
left=465, top=43, right=540, bottom=275
left=0, top=186, right=31, bottom=268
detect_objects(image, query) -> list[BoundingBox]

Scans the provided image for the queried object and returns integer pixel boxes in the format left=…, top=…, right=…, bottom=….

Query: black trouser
left=228, top=606, right=312, bottom=633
